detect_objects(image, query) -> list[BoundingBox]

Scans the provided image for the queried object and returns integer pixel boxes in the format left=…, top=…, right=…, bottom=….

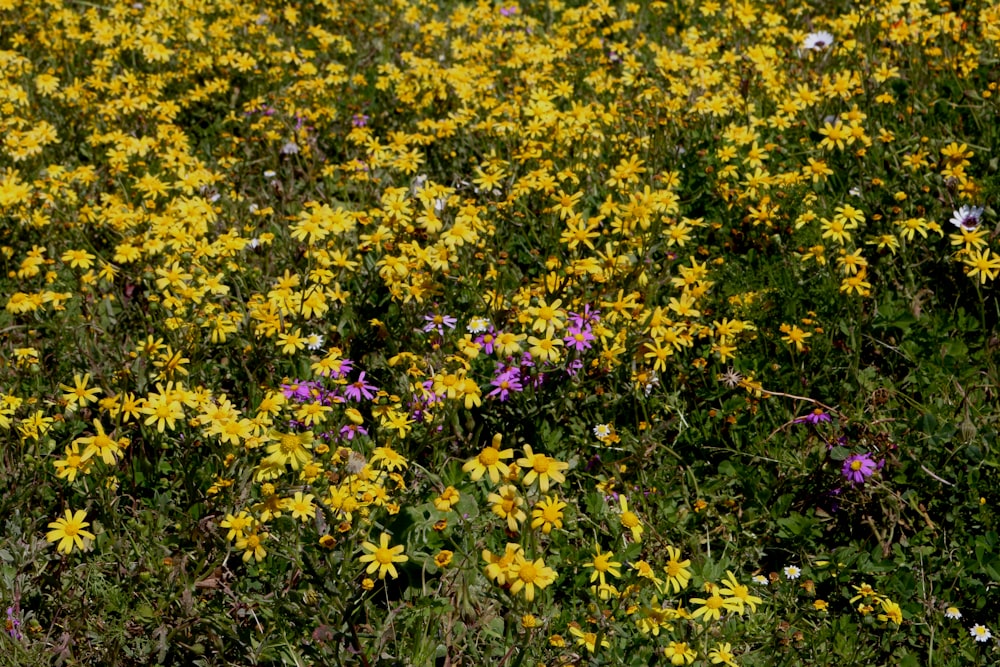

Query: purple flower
left=475, top=327, right=497, bottom=354
left=499, top=5, right=517, bottom=16
left=794, top=409, right=832, bottom=425
left=566, top=359, right=584, bottom=376
left=563, top=325, right=595, bottom=352
left=282, top=379, right=321, bottom=402
left=352, top=113, right=369, bottom=128
left=6, top=606, right=21, bottom=640
left=488, top=367, right=523, bottom=402
left=423, top=312, right=458, bottom=335
left=842, top=453, right=878, bottom=484
left=344, top=371, right=378, bottom=402
left=569, top=306, right=601, bottom=328
left=339, top=424, right=368, bottom=440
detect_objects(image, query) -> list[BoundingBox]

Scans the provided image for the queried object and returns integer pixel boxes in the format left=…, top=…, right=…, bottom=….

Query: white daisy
left=944, top=606, right=962, bottom=620
left=949, top=205, right=984, bottom=230
left=970, top=624, right=992, bottom=642
left=803, top=31, right=835, bottom=51
left=783, top=565, right=802, bottom=580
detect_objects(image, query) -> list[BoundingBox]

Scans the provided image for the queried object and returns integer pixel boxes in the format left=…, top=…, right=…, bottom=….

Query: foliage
left=1, top=0, right=999, bottom=665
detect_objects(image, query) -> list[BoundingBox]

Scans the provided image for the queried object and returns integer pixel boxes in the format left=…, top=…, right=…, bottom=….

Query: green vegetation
left=1, top=0, right=999, bottom=664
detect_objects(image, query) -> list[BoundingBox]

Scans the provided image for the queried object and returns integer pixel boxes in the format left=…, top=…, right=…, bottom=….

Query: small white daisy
left=945, top=606, right=962, bottom=620
left=752, top=574, right=769, bottom=586
left=280, top=141, right=300, bottom=155
left=593, top=423, right=612, bottom=439
left=970, top=624, right=992, bottom=642
left=466, top=316, right=490, bottom=334
left=783, top=565, right=802, bottom=580
left=306, top=334, right=324, bottom=351
left=803, top=31, right=835, bottom=51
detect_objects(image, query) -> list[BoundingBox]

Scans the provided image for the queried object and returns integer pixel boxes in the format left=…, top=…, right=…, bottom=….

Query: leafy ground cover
left=1, top=0, right=1000, bottom=664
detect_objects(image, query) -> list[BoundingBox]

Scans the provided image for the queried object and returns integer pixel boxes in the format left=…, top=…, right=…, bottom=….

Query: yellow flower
left=569, top=625, right=610, bottom=653
left=265, top=429, right=314, bottom=470
left=482, top=543, right=523, bottom=585
left=236, top=530, right=268, bottom=562
left=289, top=492, right=316, bottom=522
left=74, top=420, right=123, bottom=465
left=220, top=512, right=254, bottom=542
left=660, top=545, right=692, bottom=594
left=689, top=584, right=741, bottom=622
left=531, top=495, right=567, bottom=534
left=52, top=443, right=93, bottom=482
left=583, top=544, right=622, bottom=587
left=517, top=445, right=569, bottom=492
left=359, top=533, right=408, bottom=579
left=462, top=433, right=514, bottom=484
left=59, top=373, right=101, bottom=410
left=663, top=641, right=696, bottom=665
left=487, top=484, right=526, bottom=532
left=507, top=554, right=557, bottom=602
left=718, top=570, right=763, bottom=614
left=708, top=642, right=737, bottom=666
left=878, top=598, right=903, bottom=625
left=46, top=509, right=96, bottom=554
left=433, top=486, right=461, bottom=512
left=618, top=495, right=644, bottom=542
left=434, top=550, right=454, bottom=568
left=780, top=324, right=811, bottom=352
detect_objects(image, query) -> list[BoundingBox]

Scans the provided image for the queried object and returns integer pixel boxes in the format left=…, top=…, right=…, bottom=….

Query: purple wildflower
left=423, top=312, right=458, bottom=335
left=344, top=371, right=378, bottom=402
left=569, top=305, right=601, bottom=328
left=339, top=424, right=369, bottom=440
left=6, top=607, right=21, bottom=640
left=794, top=409, right=832, bottom=425
left=488, top=367, right=523, bottom=402
left=352, top=113, right=369, bottom=128
left=475, top=327, right=497, bottom=354
left=563, top=325, right=595, bottom=352
left=499, top=5, right=517, bottom=16
left=842, top=453, right=878, bottom=485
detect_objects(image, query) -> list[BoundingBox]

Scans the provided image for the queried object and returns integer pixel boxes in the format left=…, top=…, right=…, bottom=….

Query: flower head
left=950, top=205, right=984, bottom=230
left=970, top=624, right=992, bottom=642
left=46, top=509, right=96, bottom=554
left=842, top=453, right=878, bottom=484
left=359, top=533, right=409, bottom=579
left=803, top=31, right=835, bottom=51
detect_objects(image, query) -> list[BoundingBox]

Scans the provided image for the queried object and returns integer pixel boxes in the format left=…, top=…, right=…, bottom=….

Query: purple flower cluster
left=6, top=606, right=21, bottom=640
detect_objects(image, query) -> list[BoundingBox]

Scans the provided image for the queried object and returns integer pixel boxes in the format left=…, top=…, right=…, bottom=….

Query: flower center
left=850, top=460, right=863, bottom=471
left=532, top=456, right=550, bottom=473
left=518, top=562, right=537, bottom=583
left=375, top=546, right=394, bottom=565
left=479, top=448, right=499, bottom=465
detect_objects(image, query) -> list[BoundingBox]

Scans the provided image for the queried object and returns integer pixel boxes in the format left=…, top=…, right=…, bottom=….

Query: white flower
left=263, top=170, right=276, bottom=179
left=803, top=31, right=835, bottom=51
left=466, top=316, right=490, bottom=334
left=944, top=606, right=961, bottom=620
left=306, top=334, right=324, bottom=351
left=248, top=237, right=261, bottom=249
left=593, top=423, right=612, bottom=439
left=752, top=574, right=769, bottom=586
left=280, top=141, right=300, bottom=155
left=970, top=624, right=992, bottom=642
left=783, top=565, right=801, bottom=580
left=950, top=205, right=984, bottom=230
